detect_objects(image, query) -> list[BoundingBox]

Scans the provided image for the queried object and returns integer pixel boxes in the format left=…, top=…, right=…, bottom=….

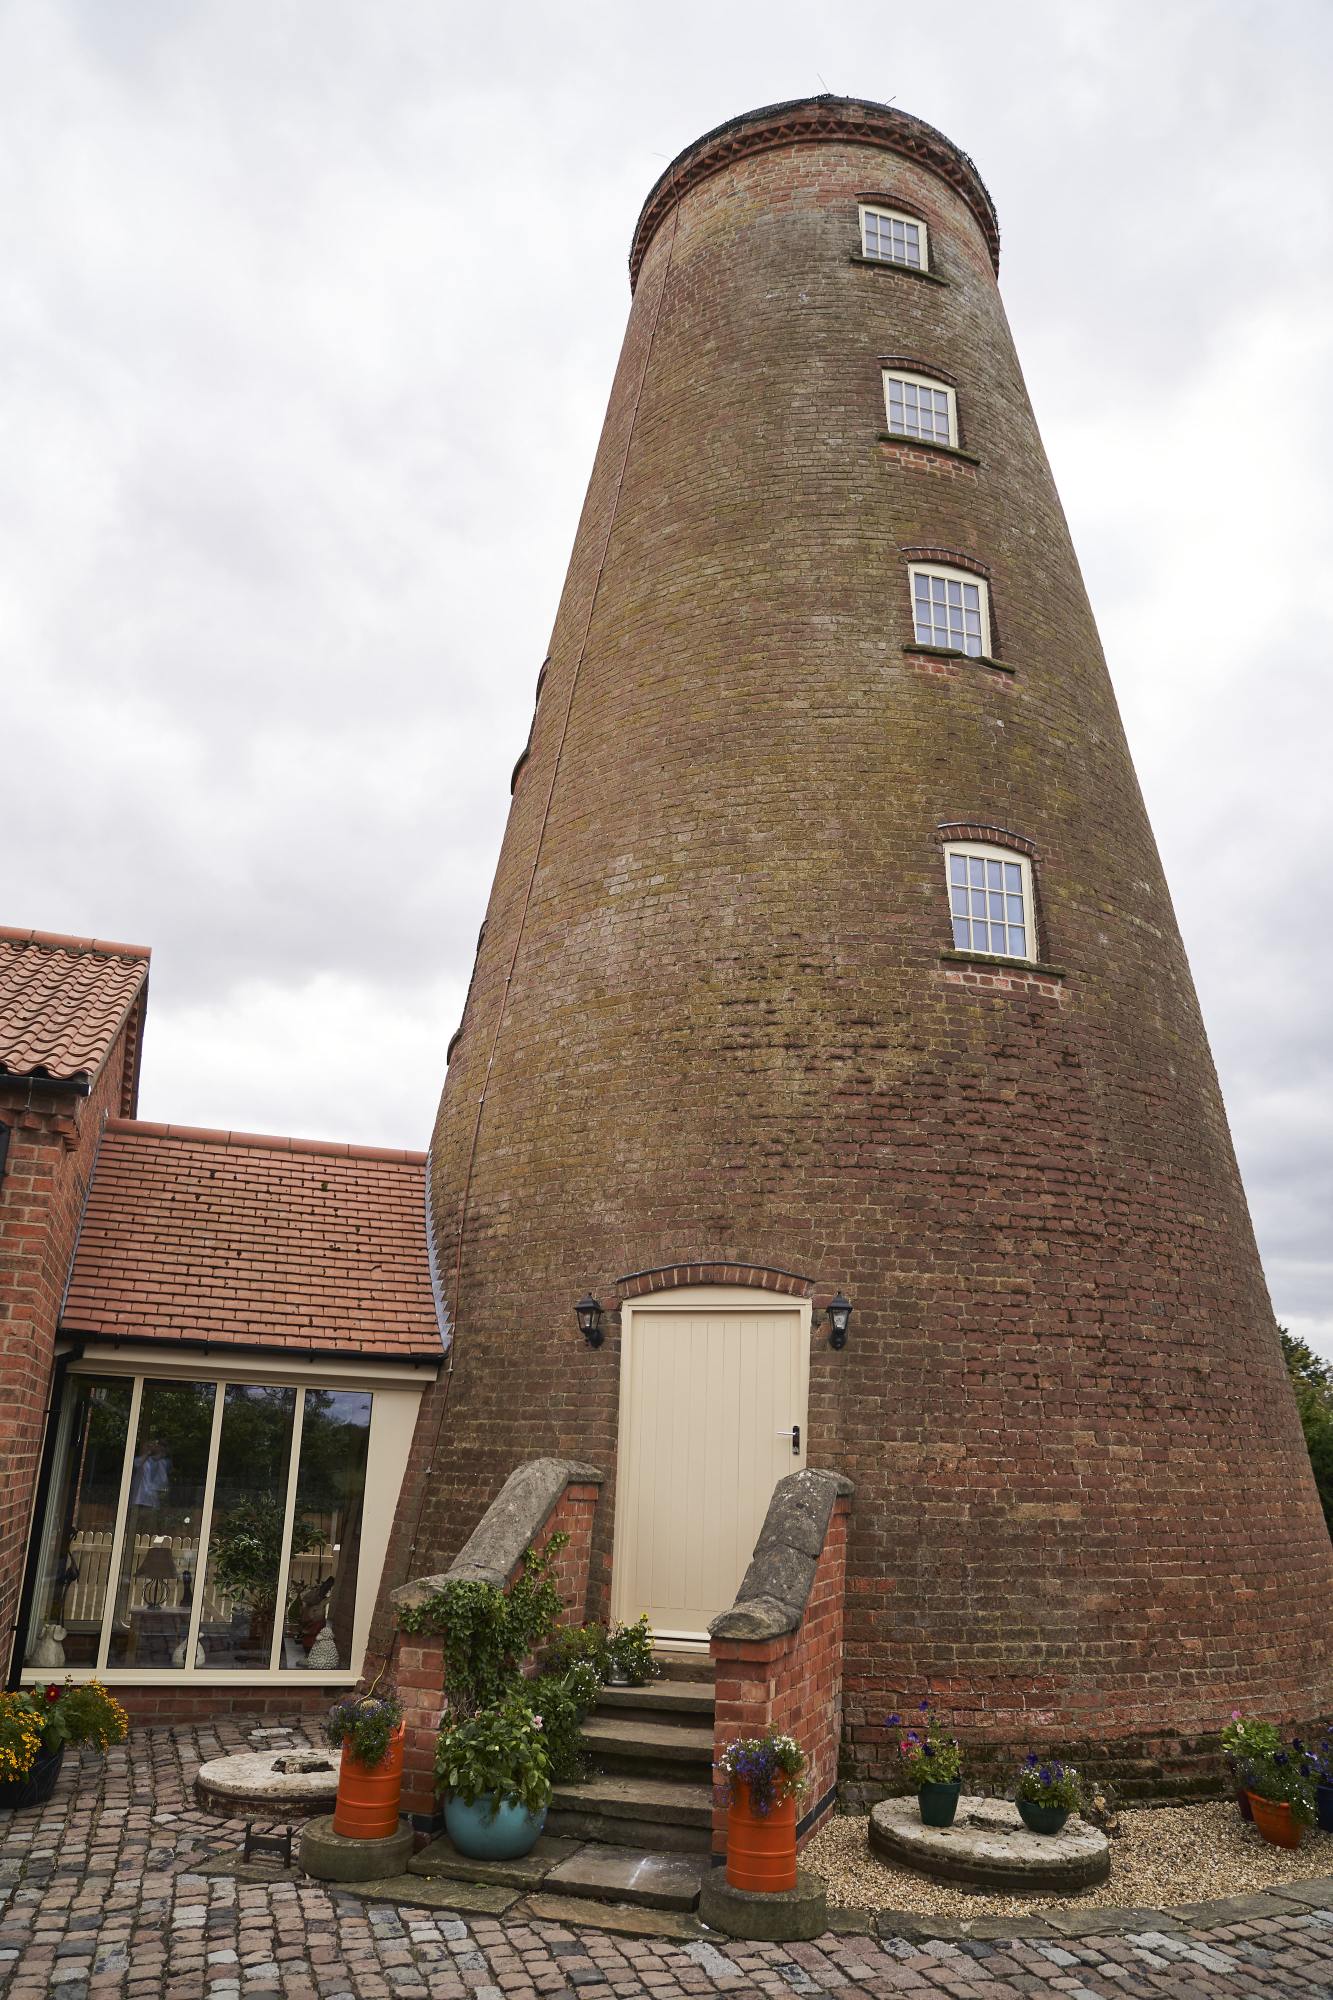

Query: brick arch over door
left=616, top=1261, right=815, bottom=1302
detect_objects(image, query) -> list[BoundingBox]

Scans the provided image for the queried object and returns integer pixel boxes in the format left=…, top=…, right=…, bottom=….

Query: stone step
left=581, top=1717, right=714, bottom=1783
left=652, top=1648, right=714, bottom=1685
left=594, top=1679, right=714, bottom=1722
left=543, top=1843, right=708, bottom=1912
left=547, top=1773, right=714, bottom=1855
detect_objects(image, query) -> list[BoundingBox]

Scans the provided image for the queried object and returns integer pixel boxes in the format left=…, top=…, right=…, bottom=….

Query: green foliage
left=434, top=1690, right=552, bottom=1815
left=324, top=1688, right=404, bottom=1768
left=717, top=1731, right=809, bottom=1814
left=398, top=1535, right=569, bottom=1715
left=1015, top=1755, right=1083, bottom=1811
left=528, top=1662, right=603, bottom=1783
left=609, top=1615, right=659, bottom=1686
left=889, top=1703, right=962, bottom=1786
left=1281, top=1328, right=1333, bottom=1538
left=543, top=1620, right=612, bottom=1681
left=1220, top=1710, right=1282, bottom=1774
left=1243, top=1739, right=1317, bottom=1825
left=1, top=1680, right=129, bottom=1779
left=210, top=1499, right=318, bottom=1613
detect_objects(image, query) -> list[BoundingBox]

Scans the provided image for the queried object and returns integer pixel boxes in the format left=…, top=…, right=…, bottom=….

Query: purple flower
left=1025, top=1752, right=1038, bottom=1767
left=923, top=1742, right=934, bottom=1759
left=886, top=1713, right=900, bottom=1726
left=919, top=1699, right=930, bottom=1712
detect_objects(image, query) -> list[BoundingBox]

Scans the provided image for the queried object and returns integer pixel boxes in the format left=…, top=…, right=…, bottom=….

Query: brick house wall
left=375, top=96, right=1333, bottom=1784
left=0, top=1015, right=136, bottom=1677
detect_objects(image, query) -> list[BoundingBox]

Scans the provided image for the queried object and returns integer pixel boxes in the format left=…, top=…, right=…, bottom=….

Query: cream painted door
left=612, top=1288, right=810, bottom=1643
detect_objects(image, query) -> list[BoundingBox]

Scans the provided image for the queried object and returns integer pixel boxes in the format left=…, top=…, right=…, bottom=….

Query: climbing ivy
left=397, top=1533, right=569, bottom=1714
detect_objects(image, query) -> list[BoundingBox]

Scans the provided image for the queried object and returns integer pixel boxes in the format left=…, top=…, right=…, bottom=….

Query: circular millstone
left=194, top=1749, right=339, bottom=1819
left=300, top=1813, right=415, bottom=1882
left=869, top=1795, right=1110, bottom=1893
left=698, top=1867, right=828, bottom=1943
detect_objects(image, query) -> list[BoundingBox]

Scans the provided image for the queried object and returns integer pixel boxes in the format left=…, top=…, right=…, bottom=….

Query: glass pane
left=198, top=1385, right=298, bottom=1670
left=282, top=1390, right=373, bottom=1671
left=1007, top=895, right=1024, bottom=921
left=951, top=887, right=969, bottom=916
left=1004, top=862, right=1022, bottom=890
left=23, top=1377, right=133, bottom=1670
left=987, top=860, right=1003, bottom=887
left=949, top=855, right=967, bottom=884
left=1009, top=926, right=1027, bottom=955
left=106, top=1379, right=215, bottom=1668
left=969, top=858, right=985, bottom=886
left=952, top=917, right=970, bottom=949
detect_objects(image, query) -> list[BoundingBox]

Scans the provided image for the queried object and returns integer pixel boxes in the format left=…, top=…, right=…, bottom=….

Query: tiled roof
left=0, top=925, right=150, bottom=1109
left=64, top=1119, right=439, bottom=1360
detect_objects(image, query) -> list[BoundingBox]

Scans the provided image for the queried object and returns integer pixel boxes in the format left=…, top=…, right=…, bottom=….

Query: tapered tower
left=380, top=97, right=1333, bottom=1787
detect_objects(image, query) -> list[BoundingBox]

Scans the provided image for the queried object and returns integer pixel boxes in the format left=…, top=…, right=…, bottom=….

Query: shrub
left=716, top=1731, right=808, bottom=1815
left=324, top=1687, right=404, bottom=1768
left=528, top=1662, right=602, bottom=1783
left=542, top=1621, right=612, bottom=1682
left=609, top=1614, right=659, bottom=1686
left=886, top=1701, right=962, bottom=1787
left=1015, top=1753, right=1083, bottom=1811
left=435, top=1691, right=551, bottom=1816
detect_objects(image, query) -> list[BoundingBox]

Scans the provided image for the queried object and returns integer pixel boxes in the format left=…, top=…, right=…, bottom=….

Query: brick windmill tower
left=381, top=96, right=1333, bottom=1790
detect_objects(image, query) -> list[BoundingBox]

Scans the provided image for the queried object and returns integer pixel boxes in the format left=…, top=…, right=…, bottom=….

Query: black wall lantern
left=825, top=1292, right=853, bottom=1349
left=575, top=1293, right=605, bottom=1348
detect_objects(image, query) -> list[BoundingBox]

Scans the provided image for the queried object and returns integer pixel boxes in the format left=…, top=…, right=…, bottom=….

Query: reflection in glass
left=107, top=1379, right=215, bottom=1667
left=199, top=1385, right=298, bottom=1669
left=24, top=1377, right=133, bottom=1670
left=282, top=1391, right=372, bottom=1670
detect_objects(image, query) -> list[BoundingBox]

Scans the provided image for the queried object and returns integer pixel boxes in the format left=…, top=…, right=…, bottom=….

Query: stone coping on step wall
left=708, top=1468, right=854, bottom=1641
left=390, top=1457, right=604, bottom=1608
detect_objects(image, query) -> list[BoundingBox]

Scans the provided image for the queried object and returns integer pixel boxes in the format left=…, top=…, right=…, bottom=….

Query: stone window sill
left=849, top=254, right=948, bottom=287
left=941, top=950, right=1066, bottom=978
left=903, top=643, right=1016, bottom=676
left=878, top=431, right=981, bottom=467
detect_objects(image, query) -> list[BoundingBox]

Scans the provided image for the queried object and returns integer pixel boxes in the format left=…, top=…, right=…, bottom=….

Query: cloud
left=6, top=0, right=1332, bottom=1354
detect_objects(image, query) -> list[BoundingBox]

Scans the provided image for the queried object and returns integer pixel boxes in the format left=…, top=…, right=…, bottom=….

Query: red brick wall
left=378, top=99, right=1333, bottom=1786
left=0, top=1025, right=132, bottom=1678
left=711, top=1498, right=849, bottom=1854
left=397, top=1476, right=601, bottom=1829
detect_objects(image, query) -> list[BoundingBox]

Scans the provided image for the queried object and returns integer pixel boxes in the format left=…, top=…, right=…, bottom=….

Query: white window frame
left=943, top=841, right=1037, bottom=963
left=19, top=1345, right=431, bottom=1687
left=908, top=562, right=992, bottom=659
left=882, top=369, right=958, bottom=448
left=859, top=203, right=929, bottom=271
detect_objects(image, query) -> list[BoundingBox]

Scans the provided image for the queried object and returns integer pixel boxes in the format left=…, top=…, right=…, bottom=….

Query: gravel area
left=807, top=1800, right=1333, bottom=1918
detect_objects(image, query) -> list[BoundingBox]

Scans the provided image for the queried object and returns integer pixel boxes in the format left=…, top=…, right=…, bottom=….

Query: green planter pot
left=1017, top=1797, right=1070, bottom=1836
left=917, top=1780, right=961, bottom=1827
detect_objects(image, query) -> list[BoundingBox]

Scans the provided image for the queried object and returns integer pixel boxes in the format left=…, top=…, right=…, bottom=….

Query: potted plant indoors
left=324, top=1685, right=405, bottom=1839
left=0, top=1680, right=128, bottom=1811
left=1015, top=1753, right=1083, bottom=1835
left=435, top=1691, right=552, bottom=1859
left=211, top=1499, right=319, bottom=1651
left=888, top=1702, right=962, bottom=1827
left=1219, top=1710, right=1281, bottom=1821
left=716, top=1730, right=808, bottom=1892
left=1243, top=1740, right=1316, bottom=1850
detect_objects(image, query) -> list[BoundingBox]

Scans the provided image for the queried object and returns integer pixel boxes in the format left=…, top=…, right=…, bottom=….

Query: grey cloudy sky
left=6, top=1, right=1332, bottom=1356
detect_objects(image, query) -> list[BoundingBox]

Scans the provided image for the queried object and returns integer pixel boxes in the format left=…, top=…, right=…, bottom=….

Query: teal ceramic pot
left=444, top=1792, right=547, bottom=1859
left=917, top=1780, right=961, bottom=1827
left=1017, top=1797, right=1070, bottom=1836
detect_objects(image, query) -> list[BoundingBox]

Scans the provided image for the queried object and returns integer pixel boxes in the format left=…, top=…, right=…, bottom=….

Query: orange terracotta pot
left=333, top=1724, right=405, bottom=1839
left=725, top=1780, right=797, bottom=1892
left=1246, top=1791, right=1303, bottom=1850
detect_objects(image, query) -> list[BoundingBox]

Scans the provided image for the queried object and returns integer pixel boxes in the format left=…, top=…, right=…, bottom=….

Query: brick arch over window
left=934, top=821, right=1047, bottom=957
left=616, top=1261, right=815, bottom=1302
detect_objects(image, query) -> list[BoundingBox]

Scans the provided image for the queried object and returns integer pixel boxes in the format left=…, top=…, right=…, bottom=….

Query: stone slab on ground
left=517, top=1891, right=702, bottom=1939
left=407, top=1829, right=582, bottom=1887
left=300, top=1814, right=414, bottom=1883
left=194, top=1747, right=338, bottom=1818
left=698, top=1866, right=828, bottom=1942
left=543, top=1843, right=708, bottom=1911
left=325, top=1871, right=521, bottom=1915
left=870, top=1794, right=1110, bottom=1893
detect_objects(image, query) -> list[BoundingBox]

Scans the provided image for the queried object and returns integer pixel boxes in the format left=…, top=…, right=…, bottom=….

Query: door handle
left=790, top=1424, right=800, bottom=1456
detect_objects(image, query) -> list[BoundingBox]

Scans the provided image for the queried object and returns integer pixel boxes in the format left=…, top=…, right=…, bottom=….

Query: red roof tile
left=0, top=925, right=150, bottom=1106
left=64, top=1118, right=439, bottom=1360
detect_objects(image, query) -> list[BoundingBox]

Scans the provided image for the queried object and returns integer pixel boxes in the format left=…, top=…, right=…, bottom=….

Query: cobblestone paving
left=2, top=1722, right=1332, bottom=1998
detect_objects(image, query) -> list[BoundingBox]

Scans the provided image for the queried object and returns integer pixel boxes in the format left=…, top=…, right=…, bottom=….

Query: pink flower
left=531, top=1715, right=543, bottom=1730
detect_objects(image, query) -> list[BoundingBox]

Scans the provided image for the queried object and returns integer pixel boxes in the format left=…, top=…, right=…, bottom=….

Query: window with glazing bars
left=883, top=371, right=956, bottom=446
left=860, top=206, right=925, bottom=269
left=946, top=845, right=1035, bottom=960
left=910, top=565, right=989, bottom=657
